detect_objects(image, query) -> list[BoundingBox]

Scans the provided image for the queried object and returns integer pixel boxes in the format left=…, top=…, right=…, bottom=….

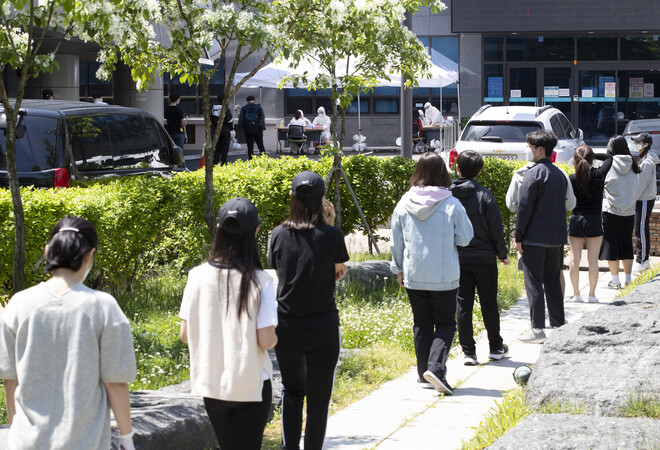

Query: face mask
left=82, top=254, right=94, bottom=282
left=634, top=142, right=644, bottom=152
left=525, top=149, right=534, bottom=161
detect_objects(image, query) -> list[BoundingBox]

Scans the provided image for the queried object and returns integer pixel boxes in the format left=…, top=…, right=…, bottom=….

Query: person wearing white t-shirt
left=179, top=198, right=277, bottom=450
left=288, top=110, right=307, bottom=127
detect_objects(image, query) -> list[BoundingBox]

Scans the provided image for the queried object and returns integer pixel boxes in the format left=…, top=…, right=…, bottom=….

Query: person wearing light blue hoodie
left=390, top=152, right=474, bottom=395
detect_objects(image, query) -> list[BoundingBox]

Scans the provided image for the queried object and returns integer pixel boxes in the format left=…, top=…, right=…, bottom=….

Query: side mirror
left=0, top=114, right=6, bottom=130
left=170, top=145, right=185, bottom=165
left=16, top=125, right=26, bottom=139
left=576, top=128, right=584, bottom=141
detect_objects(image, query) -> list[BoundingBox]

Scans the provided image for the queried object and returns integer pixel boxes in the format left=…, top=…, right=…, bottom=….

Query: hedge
left=0, top=154, right=573, bottom=297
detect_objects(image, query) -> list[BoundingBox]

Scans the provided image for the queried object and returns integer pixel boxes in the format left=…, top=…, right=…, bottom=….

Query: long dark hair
left=45, top=216, right=98, bottom=273
left=607, top=135, right=642, bottom=174
left=282, top=192, right=323, bottom=230
left=410, top=152, right=452, bottom=187
left=209, top=227, right=262, bottom=319
left=572, top=145, right=595, bottom=193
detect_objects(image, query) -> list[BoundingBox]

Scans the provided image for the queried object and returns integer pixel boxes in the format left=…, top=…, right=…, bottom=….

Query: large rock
left=341, top=260, right=394, bottom=290
left=525, top=277, right=660, bottom=416
left=488, top=413, right=660, bottom=449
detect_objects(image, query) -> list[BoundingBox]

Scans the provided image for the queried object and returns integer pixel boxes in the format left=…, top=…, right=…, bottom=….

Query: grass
left=622, top=391, right=660, bottom=419
left=619, top=262, right=660, bottom=296
left=349, top=251, right=392, bottom=262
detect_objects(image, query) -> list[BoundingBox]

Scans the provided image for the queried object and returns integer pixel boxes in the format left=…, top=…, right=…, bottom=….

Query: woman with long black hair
left=179, top=198, right=277, bottom=450
left=0, top=216, right=136, bottom=449
left=599, top=136, right=642, bottom=289
left=268, top=171, right=349, bottom=450
left=567, top=145, right=612, bottom=302
left=632, top=133, right=659, bottom=272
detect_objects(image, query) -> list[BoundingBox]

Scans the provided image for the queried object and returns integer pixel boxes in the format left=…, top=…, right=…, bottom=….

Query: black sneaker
left=463, top=353, right=478, bottom=366
left=417, top=378, right=434, bottom=389
left=423, top=370, right=453, bottom=395
left=488, top=343, right=509, bottom=361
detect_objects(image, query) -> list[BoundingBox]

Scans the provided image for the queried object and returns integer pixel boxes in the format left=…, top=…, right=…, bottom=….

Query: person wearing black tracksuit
left=451, top=150, right=510, bottom=366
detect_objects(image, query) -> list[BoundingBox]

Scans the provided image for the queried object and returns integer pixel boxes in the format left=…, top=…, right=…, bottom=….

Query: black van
left=0, top=100, right=186, bottom=187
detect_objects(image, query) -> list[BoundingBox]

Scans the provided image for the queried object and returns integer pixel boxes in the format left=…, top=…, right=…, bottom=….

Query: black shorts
left=568, top=214, right=603, bottom=238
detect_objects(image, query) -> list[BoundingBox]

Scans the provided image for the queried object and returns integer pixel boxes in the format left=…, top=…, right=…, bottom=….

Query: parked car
left=622, top=119, right=660, bottom=197
left=446, top=105, right=584, bottom=166
left=0, top=100, right=186, bottom=188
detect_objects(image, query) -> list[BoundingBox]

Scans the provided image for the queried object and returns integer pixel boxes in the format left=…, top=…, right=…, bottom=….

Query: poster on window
left=599, top=76, right=615, bottom=97
left=604, top=82, right=616, bottom=98
left=629, top=77, right=644, bottom=98
left=544, top=86, right=559, bottom=97
left=488, top=77, right=503, bottom=98
left=644, top=83, right=654, bottom=98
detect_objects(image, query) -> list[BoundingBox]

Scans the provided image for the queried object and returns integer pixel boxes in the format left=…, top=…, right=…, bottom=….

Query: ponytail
left=572, top=145, right=594, bottom=194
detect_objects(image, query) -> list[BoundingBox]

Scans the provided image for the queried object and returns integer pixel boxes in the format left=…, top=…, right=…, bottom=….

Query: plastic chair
left=412, top=118, right=428, bottom=153
left=288, top=124, right=308, bottom=155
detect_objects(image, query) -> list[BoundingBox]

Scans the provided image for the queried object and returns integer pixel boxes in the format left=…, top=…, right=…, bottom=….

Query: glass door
left=542, top=67, right=573, bottom=121
left=508, top=67, right=537, bottom=106
left=578, top=70, right=616, bottom=146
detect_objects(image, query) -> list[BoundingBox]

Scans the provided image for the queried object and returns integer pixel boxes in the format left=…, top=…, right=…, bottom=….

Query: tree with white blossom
left=100, top=0, right=290, bottom=234
left=0, top=0, right=120, bottom=292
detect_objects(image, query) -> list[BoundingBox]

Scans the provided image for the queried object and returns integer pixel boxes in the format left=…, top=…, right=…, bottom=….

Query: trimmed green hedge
left=0, top=155, right=572, bottom=296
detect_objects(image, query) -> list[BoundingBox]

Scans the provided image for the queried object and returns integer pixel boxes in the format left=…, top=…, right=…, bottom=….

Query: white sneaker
left=587, top=296, right=599, bottom=303
left=632, top=261, right=644, bottom=273
left=641, top=260, right=651, bottom=271
left=566, top=295, right=583, bottom=303
left=518, top=328, right=547, bottom=344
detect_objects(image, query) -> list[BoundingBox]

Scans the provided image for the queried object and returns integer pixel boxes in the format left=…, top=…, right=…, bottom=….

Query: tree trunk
left=333, top=153, right=342, bottom=230
left=201, top=79, right=216, bottom=237
left=4, top=110, right=25, bottom=293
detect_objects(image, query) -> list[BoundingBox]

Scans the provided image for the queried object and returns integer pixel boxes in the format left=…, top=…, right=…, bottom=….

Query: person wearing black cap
left=179, top=198, right=277, bottom=450
left=41, top=88, right=54, bottom=100
left=633, top=132, right=659, bottom=272
left=268, top=171, right=349, bottom=450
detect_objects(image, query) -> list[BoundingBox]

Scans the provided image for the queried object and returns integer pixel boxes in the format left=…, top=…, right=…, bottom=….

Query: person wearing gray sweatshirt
left=632, top=133, right=659, bottom=272
left=390, top=153, right=473, bottom=395
left=599, top=135, right=642, bottom=288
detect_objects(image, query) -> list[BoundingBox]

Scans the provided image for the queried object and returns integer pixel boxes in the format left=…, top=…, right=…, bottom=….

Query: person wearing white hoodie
left=632, top=133, right=659, bottom=272
left=599, top=135, right=642, bottom=289
left=390, top=152, right=474, bottom=395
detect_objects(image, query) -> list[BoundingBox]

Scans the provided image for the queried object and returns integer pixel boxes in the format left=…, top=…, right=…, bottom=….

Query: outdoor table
left=422, top=126, right=442, bottom=142
left=277, top=127, right=324, bottom=154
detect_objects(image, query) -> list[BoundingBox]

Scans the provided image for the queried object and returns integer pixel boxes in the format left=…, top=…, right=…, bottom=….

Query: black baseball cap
left=42, top=88, right=54, bottom=99
left=633, top=132, right=653, bottom=146
left=217, top=198, right=261, bottom=234
left=291, top=171, right=325, bottom=201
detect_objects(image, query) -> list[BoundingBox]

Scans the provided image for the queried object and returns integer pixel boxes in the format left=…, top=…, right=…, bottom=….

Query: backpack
left=242, top=104, right=261, bottom=134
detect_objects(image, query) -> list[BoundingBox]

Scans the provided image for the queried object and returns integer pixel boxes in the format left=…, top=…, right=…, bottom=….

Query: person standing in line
left=0, top=216, right=137, bottom=450
left=92, top=90, right=108, bottom=105
left=211, top=95, right=234, bottom=166
left=268, top=171, right=349, bottom=450
left=450, top=150, right=510, bottom=366
left=599, top=135, right=642, bottom=289
left=239, top=95, right=267, bottom=159
left=632, top=133, right=659, bottom=272
left=516, top=130, right=570, bottom=344
left=567, top=145, right=613, bottom=303
left=179, top=198, right=277, bottom=450
left=391, top=152, right=474, bottom=394
left=165, top=91, right=187, bottom=151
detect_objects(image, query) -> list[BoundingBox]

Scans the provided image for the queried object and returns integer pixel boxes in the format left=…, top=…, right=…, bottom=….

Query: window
left=1, top=116, right=60, bottom=171
left=577, top=37, right=617, bottom=61
left=621, top=36, right=660, bottom=60
left=550, top=115, right=566, bottom=139
left=163, top=59, right=225, bottom=116
left=462, top=121, right=542, bottom=143
left=484, top=37, right=504, bottom=62
left=506, top=37, right=573, bottom=61
left=79, top=61, right=113, bottom=103
left=68, top=116, right=113, bottom=170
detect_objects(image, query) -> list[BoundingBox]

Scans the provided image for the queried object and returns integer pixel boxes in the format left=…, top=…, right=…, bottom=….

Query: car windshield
left=625, top=120, right=660, bottom=134
left=0, top=116, right=59, bottom=171
left=461, top=121, right=542, bottom=143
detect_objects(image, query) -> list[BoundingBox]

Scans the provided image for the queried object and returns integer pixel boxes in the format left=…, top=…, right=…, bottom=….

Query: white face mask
left=634, top=142, right=644, bottom=152
left=82, top=254, right=94, bottom=282
left=525, top=149, right=534, bottom=161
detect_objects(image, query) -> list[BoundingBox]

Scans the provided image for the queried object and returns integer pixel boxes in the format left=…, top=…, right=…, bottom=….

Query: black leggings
left=275, top=326, right=341, bottom=450
left=203, top=380, right=272, bottom=450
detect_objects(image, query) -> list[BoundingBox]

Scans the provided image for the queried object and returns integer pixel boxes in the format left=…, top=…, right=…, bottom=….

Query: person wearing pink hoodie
left=390, top=152, right=474, bottom=395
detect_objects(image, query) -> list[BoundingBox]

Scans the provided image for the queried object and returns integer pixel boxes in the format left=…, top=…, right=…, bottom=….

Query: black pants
left=457, top=262, right=503, bottom=354
left=635, top=199, right=655, bottom=263
left=245, top=132, right=266, bottom=159
left=275, top=326, right=341, bottom=450
left=203, top=380, right=272, bottom=450
left=521, top=244, right=565, bottom=329
left=213, top=131, right=231, bottom=165
left=406, top=288, right=457, bottom=381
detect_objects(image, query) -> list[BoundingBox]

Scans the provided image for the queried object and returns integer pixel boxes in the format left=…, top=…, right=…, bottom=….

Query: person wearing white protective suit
left=312, top=106, right=332, bottom=143
left=423, top=102, right=444, bottom=126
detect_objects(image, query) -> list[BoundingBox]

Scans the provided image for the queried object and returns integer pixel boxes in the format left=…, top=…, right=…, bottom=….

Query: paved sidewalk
left=321, top=253, right=659, bottom=449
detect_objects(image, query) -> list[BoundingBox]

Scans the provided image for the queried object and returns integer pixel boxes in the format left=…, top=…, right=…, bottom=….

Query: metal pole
left=400, top=10, right=413, bottom=159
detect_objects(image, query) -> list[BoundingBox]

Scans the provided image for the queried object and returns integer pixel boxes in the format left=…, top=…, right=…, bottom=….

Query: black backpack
left=242, top=104, right=261, bottom=134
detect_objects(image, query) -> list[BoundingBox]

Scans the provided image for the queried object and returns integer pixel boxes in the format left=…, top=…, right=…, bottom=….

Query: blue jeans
left=171, top=133, right=185, bottom=151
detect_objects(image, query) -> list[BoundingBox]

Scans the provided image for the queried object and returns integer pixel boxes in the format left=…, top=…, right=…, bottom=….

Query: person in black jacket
left=515, top=130, right=569, bottom=344
left=451, top=151, right=510, bottom=366
left=211, top=95, right=234, bottom=165
left=238, top=95, right=267, bottom=159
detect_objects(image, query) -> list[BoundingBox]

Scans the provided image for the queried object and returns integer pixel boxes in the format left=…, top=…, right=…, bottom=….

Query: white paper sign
left=582, top=89, right=593, bottom=98
left=559, top=88, right=570, bottom=97
left=510, top=89, right=521, bottom=98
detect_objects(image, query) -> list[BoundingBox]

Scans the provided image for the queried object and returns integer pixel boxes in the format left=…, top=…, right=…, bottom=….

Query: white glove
left=119, top=431, right=135, bottom=450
